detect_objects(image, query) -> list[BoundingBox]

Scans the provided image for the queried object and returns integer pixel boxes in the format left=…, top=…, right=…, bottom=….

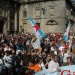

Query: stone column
left=14, top=5, right=17, bottom=32
left=14, top=11, right=17, bottom=32
left=7, top=9, right=10, bottom=32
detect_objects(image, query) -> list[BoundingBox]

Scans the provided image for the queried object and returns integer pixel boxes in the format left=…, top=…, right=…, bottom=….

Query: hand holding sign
left=56, top=67, right=61, bottom=71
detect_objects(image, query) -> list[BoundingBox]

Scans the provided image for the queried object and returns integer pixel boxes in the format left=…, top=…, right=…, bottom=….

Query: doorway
left=0, top=21, right=4, bottom=33
left=36, top=23, right=40, bottom=27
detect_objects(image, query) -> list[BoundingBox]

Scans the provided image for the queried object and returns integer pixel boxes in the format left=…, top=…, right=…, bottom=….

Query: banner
left=35, top=65, right=75, bottom=75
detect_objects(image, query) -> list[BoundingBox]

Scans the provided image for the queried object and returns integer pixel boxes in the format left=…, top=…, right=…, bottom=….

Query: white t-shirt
left=63, top=53, right=69, bottom=63
left=51, top=47, right=55, bottom=51
left=59, top=46, right=65, bottom=56
left=59, top=46, right=64, bottom=52
left=3, top=55, right=12, bottom=68
left=4, top=47, right=11, bottom=51
left=48, top=60, right=59, bottom=73
left=54, top=51, right=57, bottom=55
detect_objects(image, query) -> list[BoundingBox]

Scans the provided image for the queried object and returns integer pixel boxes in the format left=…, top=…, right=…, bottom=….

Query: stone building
left=0, top=0, right=20, bottom=33
left=19, top=0, right=67, bottom=33
left=1, top=0, right=75, bottom=33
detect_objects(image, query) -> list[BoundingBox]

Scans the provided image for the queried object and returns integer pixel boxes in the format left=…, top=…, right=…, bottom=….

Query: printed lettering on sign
left=73, top=72, right=75, bottom=75
left=60, top=70, right=71, bottom=75
left=60, top=70, right=75, bottom=75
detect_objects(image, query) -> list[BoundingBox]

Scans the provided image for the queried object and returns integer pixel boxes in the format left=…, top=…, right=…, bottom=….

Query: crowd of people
left=0, top=32, right=75, bottom=75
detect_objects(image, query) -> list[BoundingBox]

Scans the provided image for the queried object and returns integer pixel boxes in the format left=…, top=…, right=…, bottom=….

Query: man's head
left=67, top=57, right=72, bottom=64
left=61, top=41, right=66, bottom=46
left=52, top=55, right=58, bottom=62
left=47, top=54, right=51, bottom=61
left=57, top=50, right=62, bottom=56
left=29, top=58, right=35, bottom=66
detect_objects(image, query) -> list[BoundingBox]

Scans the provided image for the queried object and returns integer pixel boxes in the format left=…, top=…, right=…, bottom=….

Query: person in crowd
left=28, top=57, right=41, bottom=74
left=57, top=50, right=63, bottom=66
left=2, top=50, right=12, bottom=75
left=0, top=55, right=3, bottom=74
left=48, top=55, right=61, bottom=73
left=4, top=43, right=11, bottom=51
left=63, top=57, right=74, bottom=66
left=0, top=32, right=75, bottom=75
left=23, top=50, right=31, bottom=66
left=14, top=52, right=24, bottom=75
left=63, top=49, right=69, bottom=63
left=43, top=54, right=51, bottom=69
left=59, top=42, right=65, bottom=52
left=3, top=51, right=12, bottom=68
left=72, top=54, right=75, bottom=64
left=39, top=57, right=46, bottom=70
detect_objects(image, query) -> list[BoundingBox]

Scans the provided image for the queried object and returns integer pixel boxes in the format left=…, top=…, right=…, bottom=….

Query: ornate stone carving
left=46, top=20, right=58, bottom=25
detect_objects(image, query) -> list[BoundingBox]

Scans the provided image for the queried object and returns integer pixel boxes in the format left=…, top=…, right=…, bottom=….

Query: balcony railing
left=20, top=0, right=43, bottom=2
left=20, top=0, right=57, bottom=4
left=13, top=0, right=21, bottom=3
left=20, top=0, right=43, bottom=4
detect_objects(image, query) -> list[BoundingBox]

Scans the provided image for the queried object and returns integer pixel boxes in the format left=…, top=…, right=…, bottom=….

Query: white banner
left=35, top=65, right=75, bottom=75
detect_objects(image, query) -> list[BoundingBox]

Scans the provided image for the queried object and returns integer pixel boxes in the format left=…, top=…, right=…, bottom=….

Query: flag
left=63, top=21, right=70, bottom=42
left=29, top=16, right=46, bottom=39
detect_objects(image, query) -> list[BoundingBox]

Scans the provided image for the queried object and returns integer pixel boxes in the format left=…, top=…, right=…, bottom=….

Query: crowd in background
left=0, top=32, right=75, bottom=75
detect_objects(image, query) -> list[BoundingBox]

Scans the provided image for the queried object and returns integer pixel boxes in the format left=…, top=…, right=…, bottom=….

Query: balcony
left=20, top=0, right=58, bottom=4
left=20, top=0, right=44, bottom=4
left=14, top=0, right=20, bottom=2
left=11, top=0, right=21, bottom=4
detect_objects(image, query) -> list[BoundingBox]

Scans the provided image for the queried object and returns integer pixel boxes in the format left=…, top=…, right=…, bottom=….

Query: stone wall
left=0, top=1, right=20, bottom=33
left=19, top=0, right=67, bottom=33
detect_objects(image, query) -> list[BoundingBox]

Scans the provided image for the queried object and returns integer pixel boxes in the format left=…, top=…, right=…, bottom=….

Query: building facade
left=19, top=0, right=67, bottom=33
left=0, top=0, right=20, bottom=33
left=1, top=0, right=75, bottom=33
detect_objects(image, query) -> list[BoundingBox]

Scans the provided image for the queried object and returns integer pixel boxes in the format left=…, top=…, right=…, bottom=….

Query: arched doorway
left=0, top=21, right=4, bottom=33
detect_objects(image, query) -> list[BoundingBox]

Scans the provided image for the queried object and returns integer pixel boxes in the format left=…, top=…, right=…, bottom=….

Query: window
left=49, top=7, right=55, bottom=16
left=36, top=23, right=40, bottom=27
left=23, top=10, right=27, bottom=18
left=22, top=20, right=27, bottom=24
left=35, top=9, right=40, bottom=17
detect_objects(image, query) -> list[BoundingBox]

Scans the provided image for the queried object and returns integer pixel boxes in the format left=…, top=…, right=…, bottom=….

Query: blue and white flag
left=63, top=21, right=70, bottom=42
left=29, top=16, right=46, bottom=39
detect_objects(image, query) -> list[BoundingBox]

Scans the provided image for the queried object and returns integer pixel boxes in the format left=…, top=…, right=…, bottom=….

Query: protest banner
left=35, top=65, right=75, bottom=75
